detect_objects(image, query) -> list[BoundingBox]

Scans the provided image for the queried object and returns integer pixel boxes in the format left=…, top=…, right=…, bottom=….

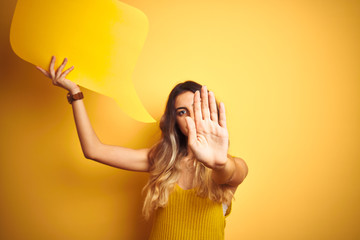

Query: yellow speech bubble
left=10, top=0, right=155, bottom=123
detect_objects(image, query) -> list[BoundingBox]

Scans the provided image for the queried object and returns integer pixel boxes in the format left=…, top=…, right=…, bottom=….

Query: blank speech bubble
left=10, top=0, right=155, bottom=123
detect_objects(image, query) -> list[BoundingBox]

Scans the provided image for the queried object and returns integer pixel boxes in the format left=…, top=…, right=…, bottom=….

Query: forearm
left=211, top=156, right=248, bottom=186
left=68, top=88, right=150, bottom=171
left=70, top=88, right=102, bottom=158
left=211, top=156, right=235, bottom=185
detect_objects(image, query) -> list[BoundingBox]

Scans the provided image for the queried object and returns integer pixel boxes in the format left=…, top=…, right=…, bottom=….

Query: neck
left=179, top=147, right=195, bottom=169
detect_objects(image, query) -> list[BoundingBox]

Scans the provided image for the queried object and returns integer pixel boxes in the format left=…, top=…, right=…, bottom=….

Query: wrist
left=211, top=156, right=236, bottom=185
left=208, top=155, right=228, bottom=171
left=69, top=86, right=81, bottom=95
left=212, top=160, right=228, bottom=171
left=67, top=86, right=84, bottom=104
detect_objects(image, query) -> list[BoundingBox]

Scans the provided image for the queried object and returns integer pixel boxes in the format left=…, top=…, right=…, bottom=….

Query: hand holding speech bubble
left=10, top=0, right=155, bottom=123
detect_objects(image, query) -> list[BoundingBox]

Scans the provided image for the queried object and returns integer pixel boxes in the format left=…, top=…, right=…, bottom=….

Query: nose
left=188, top=107, right=194, bottom=119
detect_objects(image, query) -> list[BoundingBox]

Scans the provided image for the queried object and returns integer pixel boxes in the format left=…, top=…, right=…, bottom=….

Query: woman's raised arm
left=36, top=56, right=150, bottom=172
left=185, top=86, right=248, bottom=187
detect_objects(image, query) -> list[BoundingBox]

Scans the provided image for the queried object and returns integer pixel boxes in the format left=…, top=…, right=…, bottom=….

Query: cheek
left=176, top=117, right=188, bottom=136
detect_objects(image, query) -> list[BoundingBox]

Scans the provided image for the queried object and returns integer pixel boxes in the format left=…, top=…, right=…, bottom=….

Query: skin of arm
left=70, top=90, right=150, bottom=172
left=211, top=155, right=248, bottom=187
left=37, top=56, right=150, bottom=172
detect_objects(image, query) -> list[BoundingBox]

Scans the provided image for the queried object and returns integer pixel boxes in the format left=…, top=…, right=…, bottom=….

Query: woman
left=36, top=56, right=248, bottom=239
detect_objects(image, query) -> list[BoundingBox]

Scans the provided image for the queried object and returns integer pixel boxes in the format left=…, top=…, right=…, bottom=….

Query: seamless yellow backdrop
left=1, top=0, right=360, bottom=239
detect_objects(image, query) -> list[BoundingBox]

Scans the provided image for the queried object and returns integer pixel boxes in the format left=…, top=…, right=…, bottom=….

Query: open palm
left=185, top=86, right=229, bottom=169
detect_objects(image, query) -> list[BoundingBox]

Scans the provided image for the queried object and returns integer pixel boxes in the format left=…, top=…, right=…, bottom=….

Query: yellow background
left=1, top=0, right=359, bottom=239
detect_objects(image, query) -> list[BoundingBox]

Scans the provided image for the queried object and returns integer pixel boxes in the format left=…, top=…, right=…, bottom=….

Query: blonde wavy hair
left=142, top=81, right=234, bottom=220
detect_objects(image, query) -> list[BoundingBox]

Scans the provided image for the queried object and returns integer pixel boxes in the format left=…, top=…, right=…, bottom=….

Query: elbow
left=83, top=151, right=93, bottom=160
left=233, top=157, right=248, bottom=185
left=82, top=146, right=98, bottom=160
left=81, top=141, right=102, bottom=160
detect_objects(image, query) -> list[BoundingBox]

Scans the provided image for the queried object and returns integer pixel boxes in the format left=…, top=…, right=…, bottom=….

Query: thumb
left=185, top=116, right=196, bottom=145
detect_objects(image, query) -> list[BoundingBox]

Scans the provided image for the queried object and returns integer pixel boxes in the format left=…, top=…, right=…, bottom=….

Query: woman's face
left=174, top=91, right=195, bottom=136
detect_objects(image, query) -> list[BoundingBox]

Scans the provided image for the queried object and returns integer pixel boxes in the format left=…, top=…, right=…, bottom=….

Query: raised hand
left=36, top=56, right=79, bottom=93
left=185, top=86, right=229, bottom=170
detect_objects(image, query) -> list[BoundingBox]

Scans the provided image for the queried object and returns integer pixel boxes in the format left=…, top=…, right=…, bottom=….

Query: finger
left=185, top=116, right=197, bottom=146
left=201, top=85, right=210, bottom=120
left=49, top=56, right=56, bottom=79
left=193, top=90, right=202, bottom=127
left=59, top=66, right=74, bottom=79
left=35, top=66, right=51, bottom=78
left=55, top=57, right=68, bottom=79
left=209, top=91, right=218, bottom=122
left=219, top=102, right=227, bottom=128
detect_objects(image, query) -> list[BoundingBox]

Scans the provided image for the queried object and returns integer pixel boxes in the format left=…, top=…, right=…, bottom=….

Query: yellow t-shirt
left=149, top=184, right=231, bottom=240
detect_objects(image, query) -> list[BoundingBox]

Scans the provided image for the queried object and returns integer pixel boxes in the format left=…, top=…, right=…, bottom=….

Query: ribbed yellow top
left=149, top=184, right=231, bottom=240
